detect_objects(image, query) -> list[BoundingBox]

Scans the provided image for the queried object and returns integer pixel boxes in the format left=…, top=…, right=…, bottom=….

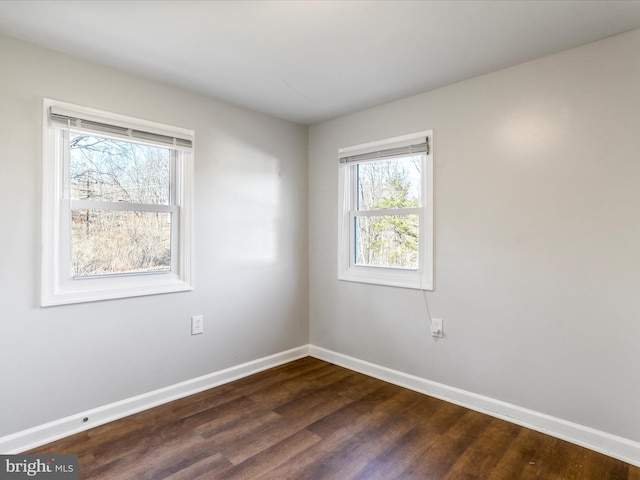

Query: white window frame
left=338, top=130, right=434, bottom=290
left=41, top=98, right=194, bottom=306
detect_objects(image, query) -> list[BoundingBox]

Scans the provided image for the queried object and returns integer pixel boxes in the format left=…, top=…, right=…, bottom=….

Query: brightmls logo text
left=0, top=455, right=78, bottom=479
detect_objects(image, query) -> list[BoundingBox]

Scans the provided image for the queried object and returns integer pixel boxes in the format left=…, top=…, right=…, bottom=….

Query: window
left=338, top=131, right=434, bottom=290
left=41, top=99, right=194, bottom=306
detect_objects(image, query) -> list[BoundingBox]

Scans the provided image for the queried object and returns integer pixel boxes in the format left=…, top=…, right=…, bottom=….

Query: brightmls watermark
left=0, top=455, right=78, bottom=479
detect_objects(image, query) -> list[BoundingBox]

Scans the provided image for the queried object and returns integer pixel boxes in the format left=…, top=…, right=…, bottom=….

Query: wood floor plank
left=483, top=427, right=549, bottom=479
left=305, top=382, right=405, bottom=438
left=262, top=385, right=416, bottom=479
left=88, top=432, right=219, bottom=480
left=581, top=451, right=632, bottom=480
left=163, top=452, right=232, bottom=480
left=398, top=409, right=495, bottom=479
left=197, top=407, right=282, bottom=450
left=220, top=391, right=352, bottom=465
left=407, top=397, right=470, bottom=435
left=222, top=428, right=321, bottom=480
left=25, top=357, right=640, bottom=479
left=351, top=426, right=440, bottom=480
left=166, top=383, right=240, bottom=420
left=245, top=363, right=354, bottom=409
left=306, top=413, right=415, bottom=479
left=443, top=417, right=522, bottom=480
left=226, top=357, right=328, bottom=398
left=629, top=466, right=640, bottom=480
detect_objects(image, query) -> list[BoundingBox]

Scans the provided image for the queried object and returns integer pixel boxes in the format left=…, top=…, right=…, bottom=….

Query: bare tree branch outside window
left=69, top=134, right=172, bottom=277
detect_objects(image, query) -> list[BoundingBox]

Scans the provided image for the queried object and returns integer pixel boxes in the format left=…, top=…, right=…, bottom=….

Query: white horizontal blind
left=339, top=142, right=429, bottom=164
left=338, top=131, right=429, bottom=164
left=49, top=106, right=193, bottom=150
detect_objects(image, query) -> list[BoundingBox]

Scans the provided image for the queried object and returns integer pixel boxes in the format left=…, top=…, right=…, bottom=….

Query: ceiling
left=1, top=1, right=640, bottom=125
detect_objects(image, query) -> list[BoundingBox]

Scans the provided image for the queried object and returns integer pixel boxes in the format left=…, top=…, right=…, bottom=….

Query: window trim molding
left=41, top=98, right=194, bottom=306
left=337, top=130, right=434, bottom=291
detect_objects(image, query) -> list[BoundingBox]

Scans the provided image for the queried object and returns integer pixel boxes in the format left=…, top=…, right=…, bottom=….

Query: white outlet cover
left=191, top=315, right=204, bottom=335
left=431, top=318, right=443, bottom=338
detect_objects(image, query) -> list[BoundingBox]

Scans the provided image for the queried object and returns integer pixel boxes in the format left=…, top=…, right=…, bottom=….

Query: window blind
left=338, top=131, right=430, bottom=164
left=49, top=106, right=193, bottom=150
left=339, top=140, right=429, bottom=164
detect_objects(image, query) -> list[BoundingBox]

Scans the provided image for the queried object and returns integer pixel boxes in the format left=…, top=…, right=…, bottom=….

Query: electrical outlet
left=431, top=318, right=443, bottom=338
left=191, top=315, right=204, bottom=335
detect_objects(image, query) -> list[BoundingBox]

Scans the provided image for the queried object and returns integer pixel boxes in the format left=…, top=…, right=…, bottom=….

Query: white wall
left=0, top=35, right=308, bottom=437
left=309, top=29, right=640, bottom=443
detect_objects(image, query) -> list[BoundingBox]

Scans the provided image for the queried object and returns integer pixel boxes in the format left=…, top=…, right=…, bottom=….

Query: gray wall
left=0, top=35, right=309, bottom=437
left=2, top=25, right=640, bottom=449
left=309, top=29, right=640, bottom=443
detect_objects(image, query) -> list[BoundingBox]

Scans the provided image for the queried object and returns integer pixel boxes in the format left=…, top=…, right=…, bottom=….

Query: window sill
left=338, top=266, right=432, bottom=291
left=41, top=273, right=193, bottom=307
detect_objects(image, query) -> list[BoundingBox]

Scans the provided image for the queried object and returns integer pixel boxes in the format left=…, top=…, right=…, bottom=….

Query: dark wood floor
left=29, top=357, right=639, bottom=479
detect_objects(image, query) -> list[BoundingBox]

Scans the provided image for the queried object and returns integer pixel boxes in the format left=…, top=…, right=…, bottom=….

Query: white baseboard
left=0, top=345, right=309, bottom=454
left=4, top=344, right=639, bottom=468
left=309, top=345, right=640, bottom=468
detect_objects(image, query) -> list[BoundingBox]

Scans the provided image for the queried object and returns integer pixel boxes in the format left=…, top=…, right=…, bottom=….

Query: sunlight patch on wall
left=216, top=145, right=281, bottom=264
left=497, top=106, right=567, bottom=159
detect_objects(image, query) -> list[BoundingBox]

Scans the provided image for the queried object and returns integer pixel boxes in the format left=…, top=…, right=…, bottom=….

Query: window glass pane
left=355, top=214, right=419, bottom=268
left=356, top=155, right=422, bottom=211
left=71, top=209, right=171, bottom=277
left=70, top=134, right=171, bottom=205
